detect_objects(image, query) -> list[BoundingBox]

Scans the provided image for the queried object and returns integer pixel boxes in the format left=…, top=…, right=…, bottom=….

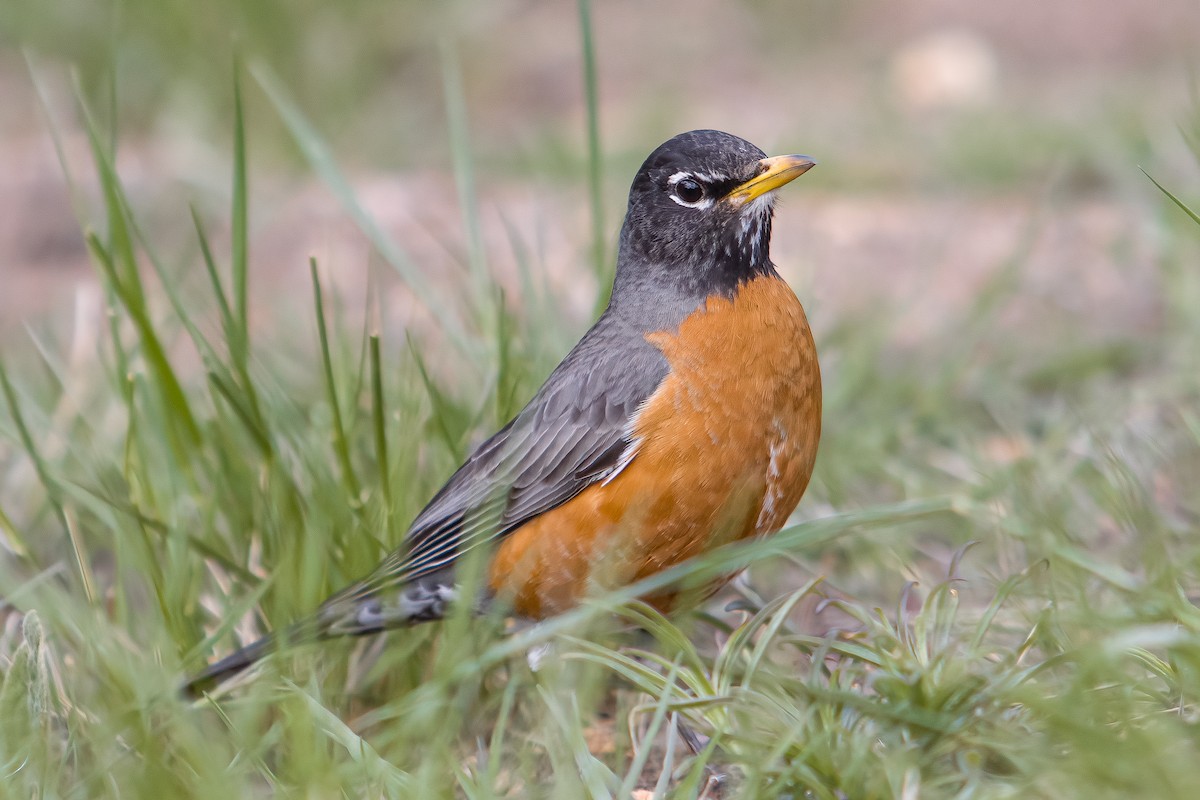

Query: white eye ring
left=667, top=172, right=712, bottom=209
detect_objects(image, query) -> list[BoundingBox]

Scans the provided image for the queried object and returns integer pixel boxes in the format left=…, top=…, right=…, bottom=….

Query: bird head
left=616, top=129, right=815, bottom=298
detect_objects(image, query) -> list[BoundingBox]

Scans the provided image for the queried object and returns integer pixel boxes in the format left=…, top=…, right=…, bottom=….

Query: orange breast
left=487, top=275, right=822, bottom=617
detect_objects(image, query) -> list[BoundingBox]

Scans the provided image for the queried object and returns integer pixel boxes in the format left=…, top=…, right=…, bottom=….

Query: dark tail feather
left=180, top=581, right=458, bottom=699
left=181, top=620, right=320, bottom=700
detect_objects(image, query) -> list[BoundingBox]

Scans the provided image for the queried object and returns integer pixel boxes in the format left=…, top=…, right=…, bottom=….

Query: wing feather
left=330, top=315, right=669, bottom=605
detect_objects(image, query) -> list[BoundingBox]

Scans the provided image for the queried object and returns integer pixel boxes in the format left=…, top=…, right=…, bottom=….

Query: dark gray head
left=613, top=130, right=815, bottom=305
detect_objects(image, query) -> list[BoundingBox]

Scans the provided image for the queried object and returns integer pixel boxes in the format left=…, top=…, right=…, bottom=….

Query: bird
left=183, top=129, right=820, bottom=698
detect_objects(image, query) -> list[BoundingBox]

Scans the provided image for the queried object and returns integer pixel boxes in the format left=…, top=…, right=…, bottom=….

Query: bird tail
left=181, top=620, right=319, bottom=700
left=180, top=577, right=460, bottom=699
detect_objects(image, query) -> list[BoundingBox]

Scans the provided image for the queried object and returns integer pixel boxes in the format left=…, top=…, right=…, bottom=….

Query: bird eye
left=675, top=178, right=704, bottom=204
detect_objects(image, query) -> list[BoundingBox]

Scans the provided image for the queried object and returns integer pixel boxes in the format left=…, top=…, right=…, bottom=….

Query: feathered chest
left=488, top=274, right=821, bottom=616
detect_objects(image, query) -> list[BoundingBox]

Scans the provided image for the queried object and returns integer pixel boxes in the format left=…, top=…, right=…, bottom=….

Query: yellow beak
left=725, top=154, right=817, bottom=205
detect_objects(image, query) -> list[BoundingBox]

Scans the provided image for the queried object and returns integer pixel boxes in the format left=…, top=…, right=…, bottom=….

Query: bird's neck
left=718, top=211, right=776, bottom=288
left=613, top=214, right=776, bottom=306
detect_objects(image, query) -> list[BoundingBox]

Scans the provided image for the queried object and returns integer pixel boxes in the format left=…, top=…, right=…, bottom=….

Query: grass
left=4, top=13, right=1200, bottom=800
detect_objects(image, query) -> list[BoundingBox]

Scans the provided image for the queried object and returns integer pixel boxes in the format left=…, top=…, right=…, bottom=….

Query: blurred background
left=1, top=0, right=1198, bottom=345
left=3, top=4, right=1200, bottom=794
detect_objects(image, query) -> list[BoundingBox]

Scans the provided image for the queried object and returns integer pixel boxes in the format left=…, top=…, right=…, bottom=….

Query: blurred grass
left=2, top=5, right=1200, bottom=799
left=2, top=0, right=453, bottom=150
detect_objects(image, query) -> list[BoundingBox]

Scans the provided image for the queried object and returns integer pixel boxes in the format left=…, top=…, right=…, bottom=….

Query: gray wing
left=325, top=312, right=669, bottom=612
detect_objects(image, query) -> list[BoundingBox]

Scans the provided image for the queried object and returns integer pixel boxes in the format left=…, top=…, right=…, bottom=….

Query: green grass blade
left=295, top=688, right=415, bottom=792
left=124, top=209, right=226, bottom=376
left=492, top=288, right=524, bottom=425
left=183, top=578, right=275, bottom=666
left=617, top=659, right=681, bottom=798
left=0, top=361, right=69, bottom=556
left=25, top=55, right=86, bottom=226
left=62, top=507, right=97, bottom=606
left=206, top=370, right=272, bottom=458
left=1143, top=168, right=1200, bottom=227
left=84, top=232, right=201, bottom=450
left=252, top=63, right=476, bottom=358
left=369, top=333, right=391, bottom=519
left=406, top=333, right=474, bottom=459
left=191, top=204, right=268, bottom=444
left=577, top=0, right=609, bottom=298
left=741, top=579, right=824, bottom=684
left=310, top=258, right=362, bottom=504
left=76, top=83, right=146, bottom=315
left=611, top=602, right=710, bottom=682
left=191, top=206, right=238, bottom=346
left=231, top=56, right=251, bottom=365
left=439, top=38, right=489, bottom=316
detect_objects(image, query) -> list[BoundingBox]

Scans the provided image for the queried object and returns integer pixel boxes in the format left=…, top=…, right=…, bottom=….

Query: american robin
left=184, top=129, right=820, bottom=697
